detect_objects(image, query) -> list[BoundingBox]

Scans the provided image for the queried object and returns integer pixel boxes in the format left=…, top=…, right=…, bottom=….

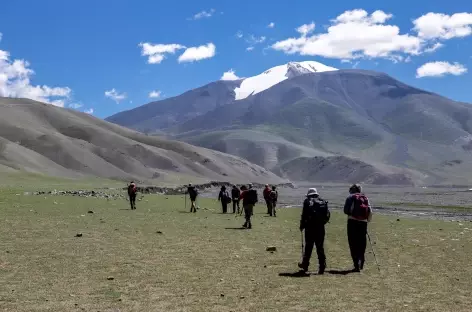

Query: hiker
left=269, top=185, right=278, bottom=217
left=187, top=183, right=198, bottom=213
left=343, top=184, right=372, bottom=272
left=299, top=188, right=330, bottom=274
left=127, top=181, right=137, bottom=210
left=231, top=185, right=241, bottom=213
left=263, top=184, right=272, bottom=214
left=241, top=183, right=258, bottom=229
left=218, top=185, right=231, bottom=213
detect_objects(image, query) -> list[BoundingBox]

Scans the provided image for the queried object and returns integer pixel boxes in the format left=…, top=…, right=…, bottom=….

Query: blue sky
left=0, top=0, right=471, bottom=118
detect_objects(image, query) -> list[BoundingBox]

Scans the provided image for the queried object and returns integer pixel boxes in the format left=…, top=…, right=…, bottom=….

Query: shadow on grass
left=278, top=271, right=312, bottom=277
left=178, top=211, right=193, bottom=214
left=224, top=227, right=247, bottom=230
left=327, top=269, right=358, bottom=275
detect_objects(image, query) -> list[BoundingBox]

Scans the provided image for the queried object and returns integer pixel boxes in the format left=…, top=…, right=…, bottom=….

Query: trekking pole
left=185, top=193, right=187, bottom=211
left=367, top=232, right=381, bottom=272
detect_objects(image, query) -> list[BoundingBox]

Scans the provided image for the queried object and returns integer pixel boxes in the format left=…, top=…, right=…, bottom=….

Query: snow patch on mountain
left=234, top=61, right=337, bottom=100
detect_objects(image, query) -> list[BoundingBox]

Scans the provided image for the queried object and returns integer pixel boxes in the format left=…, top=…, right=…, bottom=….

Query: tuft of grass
left=0, top=186, right=471, bottom=311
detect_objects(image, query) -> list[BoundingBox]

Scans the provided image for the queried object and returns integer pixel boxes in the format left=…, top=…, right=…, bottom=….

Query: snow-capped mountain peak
left=234, top=61, right=337, bottom=100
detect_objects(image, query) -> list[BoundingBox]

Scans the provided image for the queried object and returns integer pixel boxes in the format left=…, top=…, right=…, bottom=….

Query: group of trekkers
left=127, top=181, right=373, bottom=274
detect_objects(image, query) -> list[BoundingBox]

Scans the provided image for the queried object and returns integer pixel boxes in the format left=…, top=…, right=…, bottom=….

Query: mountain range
left=107, top=61, right=472, bottom=186
left=0, top=97, right=282, bottom=185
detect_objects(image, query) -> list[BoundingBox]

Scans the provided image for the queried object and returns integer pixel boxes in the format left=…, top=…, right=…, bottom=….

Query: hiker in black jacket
left=344, top=184, right=372, bottom=272
left=269, top=186, right=278, bottom=217
left=299, top=188, right=330, bottom=274
left=231, top=185, right=241, bottom=213
left=241, top=183, right=258, bottom=229
left=218, top=185, right=230, bottom=213
left=127, top=181, right=137, bottom=210
left=187, top=184, right=198, bottom=213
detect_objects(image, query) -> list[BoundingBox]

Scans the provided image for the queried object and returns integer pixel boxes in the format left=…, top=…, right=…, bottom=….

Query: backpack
left=350, top=193, right=370, bottom=220
left=188, top=187, right=197, bottom=198
left=223, top=191, right=232, bottom=204
left=269, top=190, right=278, bottom=201
left=246, top=189, right=258, bottom=205
left=128, top=184, right=137, bottom=196
left=306, top=197, right=330, bottom=224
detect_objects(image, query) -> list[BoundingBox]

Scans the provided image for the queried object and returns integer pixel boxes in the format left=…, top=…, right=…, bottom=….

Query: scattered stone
left=107, top=276, right=114, bottom=281
left=439, top=228, right=443, bottom=231
left=88, top=211, right=94, bottom=214
left=240, top=296, right=245, bottom=299
left=6, top=251, right=10, bottom=254
left=263, top=265, right=267, bottom=268
left=220, top=294, right=225, bottom=297
left=75, top=233, right=83, bottom=237
left=156, top=231, right=163, bottom=234
left=396, top=219, right=400, bottom=222
left=266, top=246, right=277, bottom=252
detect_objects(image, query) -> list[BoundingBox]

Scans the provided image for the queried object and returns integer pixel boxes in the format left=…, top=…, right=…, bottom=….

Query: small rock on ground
left=266, top=246, right=277, bottom=252
left=75, top=233, right=83, bottom=237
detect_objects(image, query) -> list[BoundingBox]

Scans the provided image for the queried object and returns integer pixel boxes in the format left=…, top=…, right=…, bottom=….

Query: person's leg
left=247, top=205, right=253, bottom=228
left=347, top=219, right=358, bottom=270
left=132, top=195, right=136, bottom=209
left=223, top=203, right=227, bottom=213
left=273, top=201, right=277, bottom=217
left=358, top=222, right=368, bottom=270
left=266, top=200, right=271, bottom=215
left=243, top=205, right=249, bottom=227
left=314, top=226, right=326, bottom=274
left=232, top=200, right=236, bottom=213
left=301, top=228, right=315, bottom=271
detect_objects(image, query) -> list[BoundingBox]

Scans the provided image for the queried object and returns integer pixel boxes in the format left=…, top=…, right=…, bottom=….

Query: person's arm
left=343, top=195, right=353, bottom=215
left=300, top=199, right=308, bottom=231
left=367, top=199, right=373, bottom=222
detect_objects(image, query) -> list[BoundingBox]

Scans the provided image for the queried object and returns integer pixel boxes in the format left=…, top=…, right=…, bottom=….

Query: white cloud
left=296, top=22, right=315, bottom=36
left=149, top=90, right=161, bottom=98
left=69, top=103, right=83, bottom=109
left=268, top=22, right=275, bottom=28
left=84, top=108, right=94, bottom=114
left=105, top=88, right=127, bottom=103
left=178, top=43, right=216, bottom=63
left=236, top=31, right=243, bottom=38
left=246, top=46, right=254, bottom=51
left=191, top=9, right=216, bottom=20
left=424, top=42, right=444, bottom=53
left=273, top=10, right=423, bottom=60
left=247, top=35, right=266, bottom=44
left=416, top=61, right=467, bottom=78
left=413, top=12, right=472, bottom=39
left=0, top=46, right=71, bottom=105
left=139, top=42, right=185, bottom=64
left=221, top=69, right=241, bottom=81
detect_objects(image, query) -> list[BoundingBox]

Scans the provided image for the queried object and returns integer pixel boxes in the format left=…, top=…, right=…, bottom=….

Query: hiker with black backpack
left=241, top=183, right=258, bottom=229
left=127, top=181, right=138, bottom=210
left=269, top=186, right=278, bottom=217
left=187, top=183, right=198, bottom=213
left=298, top=188, right=330, bottom=274
left=263, top=184, right=271, bottom=215
left=231, top=185, right=241, bottom=214
left=343, top=184, right=373, bottom=272
left=218, top=185, right=231, bottom=213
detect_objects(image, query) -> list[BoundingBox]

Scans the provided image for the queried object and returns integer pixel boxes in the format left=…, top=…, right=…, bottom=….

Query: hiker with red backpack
left=343, top=184, right=373, bottom=272
left=298, top=188, right=330, bottom=274
left=263, top=184, right=272, bottom=215
left=127, top=181, right=137, bottom=210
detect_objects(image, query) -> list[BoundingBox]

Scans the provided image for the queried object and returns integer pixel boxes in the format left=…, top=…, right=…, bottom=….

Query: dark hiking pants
left=129, top=194, right=136, bottom=210
left=232, top=200, right=240, bottom=213
left=243, top=204, right=254, bottom=228
left=265, top=199, right=271, bottom=214
left=347, top=219, right=368, bottom=269
left=302, top=226, right=326, bottom=269
left=221, top=202, right=228, bottom=213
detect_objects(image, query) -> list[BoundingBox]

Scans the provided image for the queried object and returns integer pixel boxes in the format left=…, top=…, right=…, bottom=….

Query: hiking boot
left=352, top=267, right=360, bottom=273
left=318, top=266, right=325, bottom=275
left=247, top=222, right=252, bottom=229
left=298, top=262, right=308, bottom=272
left=242, top=222, right=248, bottom=228
left=359, top=260, right=365, bottom=270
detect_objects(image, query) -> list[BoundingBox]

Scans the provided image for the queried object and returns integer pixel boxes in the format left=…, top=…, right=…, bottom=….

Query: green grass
left=1, top=185, right=471, bottom=311
left=378, top=201, right=472, bottom=211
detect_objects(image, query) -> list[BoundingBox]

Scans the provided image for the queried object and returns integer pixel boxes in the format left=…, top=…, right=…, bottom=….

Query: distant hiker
left=343, top=184, right=372, bottom=272
left=187, top=183, right=198, bottom=213
left=299, top=188, right=330, bottom=274
left=231, top=185, right=241, bottom=214
left=263, top=184, right=272, bottom=214
left=242, top=183, right=258, bottom=229
left=218, top=185, right=231, bottom=213
left=269, top=186, right=278, bottom=217
left=127, top=181, right=137, bottom=210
